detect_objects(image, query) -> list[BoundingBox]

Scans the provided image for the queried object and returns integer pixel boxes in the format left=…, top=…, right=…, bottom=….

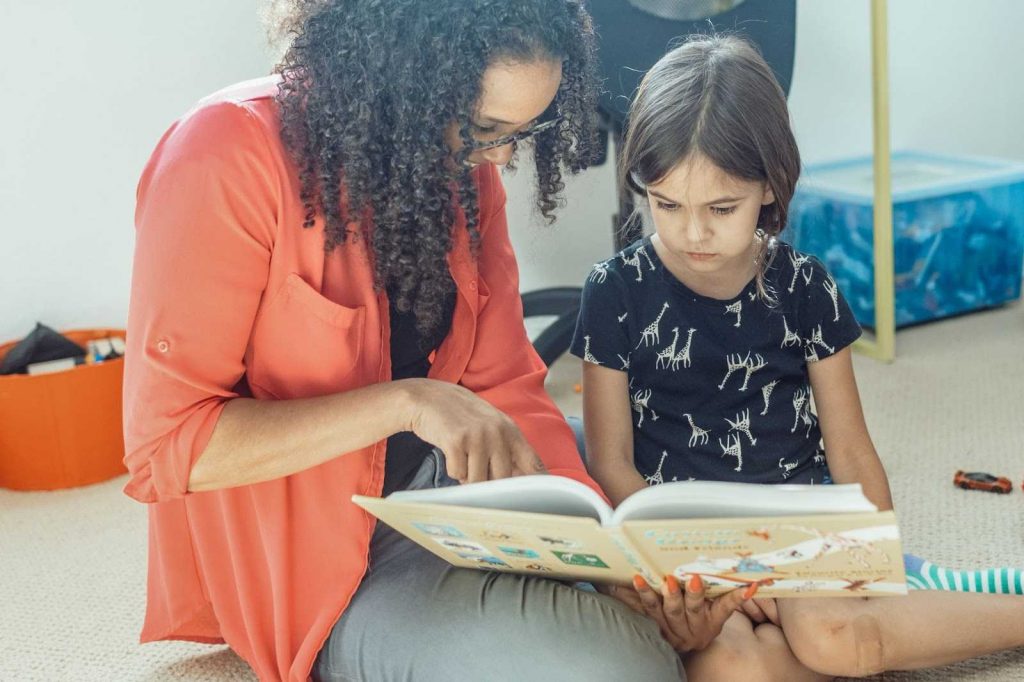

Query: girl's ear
left=761, top=184, right=776, bottom=206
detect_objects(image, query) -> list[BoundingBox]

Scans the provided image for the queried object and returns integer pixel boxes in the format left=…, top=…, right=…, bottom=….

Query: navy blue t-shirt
left=570, top=238, right=861, bottom=486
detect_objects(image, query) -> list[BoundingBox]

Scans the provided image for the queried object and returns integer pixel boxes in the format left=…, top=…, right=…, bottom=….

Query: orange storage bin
left=0, top=328, right=127, bottom=490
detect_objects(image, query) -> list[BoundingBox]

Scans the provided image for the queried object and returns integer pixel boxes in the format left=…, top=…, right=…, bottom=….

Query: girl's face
left=646, top=153, right=774, bottom=281
left=445, top=57, right=562, bottom=168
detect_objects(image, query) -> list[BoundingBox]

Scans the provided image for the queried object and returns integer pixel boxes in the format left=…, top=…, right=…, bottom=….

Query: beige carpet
left=2, top=303, right=1022, bottom=681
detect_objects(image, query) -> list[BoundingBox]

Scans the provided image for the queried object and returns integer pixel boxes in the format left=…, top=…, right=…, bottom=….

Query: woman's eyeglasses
left=467, top=114, right=562, bottom=151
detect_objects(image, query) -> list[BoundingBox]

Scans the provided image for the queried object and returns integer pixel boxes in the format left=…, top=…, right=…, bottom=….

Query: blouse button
left=469, top=280, right=478, bottom=291
left=156, top=340, right=170, bottom=353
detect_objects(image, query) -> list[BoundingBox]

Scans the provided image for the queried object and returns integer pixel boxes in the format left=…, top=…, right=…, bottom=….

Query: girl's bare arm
left=808, top=347, right=893, bottom=510
left=581, top=361, right=648, bottom=507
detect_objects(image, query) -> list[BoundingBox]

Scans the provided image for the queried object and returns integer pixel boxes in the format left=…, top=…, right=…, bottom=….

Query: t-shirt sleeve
left=569, top=264, right=633, bottom=370
left=796, top=256, right=862, bottom=361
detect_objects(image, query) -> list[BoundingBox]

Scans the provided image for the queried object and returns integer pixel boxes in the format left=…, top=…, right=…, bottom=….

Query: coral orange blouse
left=123, top=77, right=602, bottom=681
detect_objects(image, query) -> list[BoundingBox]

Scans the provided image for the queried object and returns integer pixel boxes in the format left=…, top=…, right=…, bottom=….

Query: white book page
left=611, top=481, right=876, bottom=524
left=387, top=475, right=614, bottom=523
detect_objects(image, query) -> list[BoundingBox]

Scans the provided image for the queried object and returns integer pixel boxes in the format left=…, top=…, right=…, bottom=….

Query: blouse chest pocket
left=249, top=273, right=366, bottom=399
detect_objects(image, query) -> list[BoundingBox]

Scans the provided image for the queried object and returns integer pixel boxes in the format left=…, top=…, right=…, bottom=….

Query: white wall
left=2, top=0, right=1022, bottom=343
left=789, top=0, right=1024, bottom=165
left=0, top=1, right=274, bottom=343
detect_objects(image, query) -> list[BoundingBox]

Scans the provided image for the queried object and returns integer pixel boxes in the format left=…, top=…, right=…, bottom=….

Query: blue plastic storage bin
left=788, top=152, right=1024, bottom=327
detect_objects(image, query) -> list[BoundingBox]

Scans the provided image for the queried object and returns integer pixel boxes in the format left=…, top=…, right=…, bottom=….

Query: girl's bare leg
left=685, top=611, right=831, bottom=682
left=778, top=592, right=1024, bottom=677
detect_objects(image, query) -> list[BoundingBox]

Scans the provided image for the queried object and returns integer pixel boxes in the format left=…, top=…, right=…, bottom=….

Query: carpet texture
left=2, top=303, right=1022, bottom=680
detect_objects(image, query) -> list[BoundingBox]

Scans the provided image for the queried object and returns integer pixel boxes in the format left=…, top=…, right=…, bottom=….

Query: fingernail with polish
left=665, top=575, right=680, bottom=594
left=743, top=583, right=759, bottom=600
left=688, top=574, right=702, bottom=593
left=633, top=574, right=649, bottom=590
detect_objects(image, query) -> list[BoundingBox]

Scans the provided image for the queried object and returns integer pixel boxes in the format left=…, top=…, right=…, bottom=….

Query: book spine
left=607, top=526, right=661, bottom=588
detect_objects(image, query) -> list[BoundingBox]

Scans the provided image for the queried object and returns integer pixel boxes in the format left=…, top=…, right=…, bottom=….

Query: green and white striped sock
left=904, top=554, right=1024, bottom=594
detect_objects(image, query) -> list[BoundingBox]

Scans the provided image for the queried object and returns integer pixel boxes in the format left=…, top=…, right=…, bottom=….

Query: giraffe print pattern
left=620, top=245, right=656, bottom=282
left=683, top=413, right=710, bottom=447
left=569, top=240, right=862, bottom=486
left=637, top=302, right=670, bottom=349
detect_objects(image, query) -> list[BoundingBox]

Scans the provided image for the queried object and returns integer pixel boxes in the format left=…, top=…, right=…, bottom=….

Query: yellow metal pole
left=854, top=0, right=896, bottom=361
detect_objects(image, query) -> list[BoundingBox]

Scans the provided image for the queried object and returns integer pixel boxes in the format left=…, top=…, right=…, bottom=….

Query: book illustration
left=498, top=546, right=540, bottom=559
left=552, top=551, right=611, bottom=569
left=352, top=477, right=905, bottom=597
left=671, top=555, right=783, bottom=591
left=434, top=538, right=489, bottom=553
left=653, top=523, right=902, bottom=594
left=537, top=535, right=582, bottom=549
left=787, top=526, right=893, bottom=568
left=481, top=529, right=520, bottom=542
left=413, top=522, right=465, bottom=538
left=456, top=553, right=509, bottom=568
left=791, top=580, right=827, bottom=593
left=839, top=578, right=886, bottom=592
left=735, top=553, right=775, bottom=573
left=503, top=557, right=558, bottom=573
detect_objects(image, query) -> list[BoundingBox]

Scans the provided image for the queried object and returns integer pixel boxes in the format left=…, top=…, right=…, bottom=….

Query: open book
left=353, top=477, right=906, bottom=598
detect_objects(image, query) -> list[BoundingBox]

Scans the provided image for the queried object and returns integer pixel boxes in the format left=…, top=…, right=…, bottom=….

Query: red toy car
left=953, top=470, right=1012, bottom=494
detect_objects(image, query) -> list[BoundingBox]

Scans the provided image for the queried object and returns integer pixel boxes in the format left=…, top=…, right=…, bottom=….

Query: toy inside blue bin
left=788, top=152, right=1024, bottom=328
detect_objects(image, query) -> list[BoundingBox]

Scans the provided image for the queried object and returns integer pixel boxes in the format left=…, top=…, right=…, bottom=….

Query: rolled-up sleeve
left=123, top=102, right=278, bottom=503
left=460, top=165, right=606, bottom=500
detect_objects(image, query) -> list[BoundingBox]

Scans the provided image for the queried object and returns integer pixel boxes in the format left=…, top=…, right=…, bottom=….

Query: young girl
left=572, top=35, right=1024, bottom=679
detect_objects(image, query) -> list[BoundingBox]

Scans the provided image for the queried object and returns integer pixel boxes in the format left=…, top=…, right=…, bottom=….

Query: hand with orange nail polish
left=611, top=573, right=752, bottom=653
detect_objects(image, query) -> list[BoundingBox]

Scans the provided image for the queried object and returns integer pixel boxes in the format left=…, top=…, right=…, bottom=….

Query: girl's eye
left=472, top=123, right=497, bottom=134
left=656, top=201, right=679, bottom=212
left=711, top=205, right=738, bottom=216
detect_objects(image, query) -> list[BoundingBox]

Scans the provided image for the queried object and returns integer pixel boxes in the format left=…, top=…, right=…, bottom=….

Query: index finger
left=633, top=575, right=683, bottom=648
left=659, top=575, right=689, bottom=638
left=632, top=574, right=663, bottom=613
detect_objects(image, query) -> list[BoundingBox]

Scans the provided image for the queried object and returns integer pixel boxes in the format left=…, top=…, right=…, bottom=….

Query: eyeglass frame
left=465, top=112, right=563, bottom=151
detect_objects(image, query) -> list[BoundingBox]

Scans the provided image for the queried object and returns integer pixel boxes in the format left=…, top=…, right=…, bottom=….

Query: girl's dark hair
left=619, top=34, right=801, bottom=299
left=272, top=0, right=599, bottom=335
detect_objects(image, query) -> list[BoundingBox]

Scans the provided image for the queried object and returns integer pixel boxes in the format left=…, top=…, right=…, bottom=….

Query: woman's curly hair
left=271, top=0, right=600, bottom=336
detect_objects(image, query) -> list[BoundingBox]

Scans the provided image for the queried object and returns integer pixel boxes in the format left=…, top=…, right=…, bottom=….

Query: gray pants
left=314, top=449, right=684, bottom=681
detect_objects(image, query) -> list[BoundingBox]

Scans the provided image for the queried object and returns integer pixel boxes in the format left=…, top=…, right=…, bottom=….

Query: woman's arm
left=189, top=384, right=406, bottom=492
left=190, top=377, right=542, bottom=491
left=808, top=347, right=893, bottom=510
left=581, top=361, right=647, bottom=507
left=124, top=105, right=540, bottom=503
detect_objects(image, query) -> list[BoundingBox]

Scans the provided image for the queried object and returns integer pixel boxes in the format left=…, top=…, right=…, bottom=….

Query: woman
left=123, top=1, right=747, bottom=680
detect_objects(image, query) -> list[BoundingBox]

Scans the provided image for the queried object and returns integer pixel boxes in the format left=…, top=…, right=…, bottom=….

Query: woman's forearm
left=188, top=380, right=420, bottom=492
